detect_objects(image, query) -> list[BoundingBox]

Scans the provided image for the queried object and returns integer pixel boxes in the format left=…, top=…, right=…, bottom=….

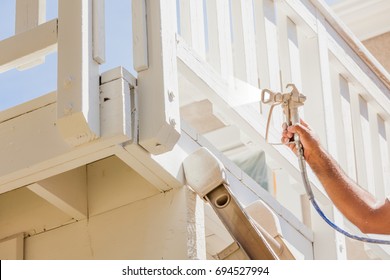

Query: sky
left=0, top=0, right=344, bottom=111
left=0, top=0, right=135, bottom=111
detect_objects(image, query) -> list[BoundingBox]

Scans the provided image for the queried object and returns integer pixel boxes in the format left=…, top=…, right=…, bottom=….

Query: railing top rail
left=310, top=0, right=390, bottom=90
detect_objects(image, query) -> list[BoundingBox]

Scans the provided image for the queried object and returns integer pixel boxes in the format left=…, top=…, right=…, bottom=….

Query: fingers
left=281, top=122, right=293, bottom=144
left=299, top=118, right=309, bottom=128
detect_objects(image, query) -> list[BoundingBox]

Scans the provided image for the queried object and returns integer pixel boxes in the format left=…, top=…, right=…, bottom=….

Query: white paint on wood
left=384, top=121, right=390, bottom=196
left=0, top=19, right=57, bottom=73
left=15, top=0, right=47, bottom=70
left=100, top=69, right=133, bottom=140
left=92, top=0, right=105, bottom=64
left=15, top=0, right=46, bottom=34
left=230, top=0, right=258, bottom=86
left=136, top=0, right=181, bottom=154
left=132, top=0, right=148, bottom=71
left=349, top=91, right=368, bottom=189
left=57, top=0, right=100, bottom=146
left=366, top=101, right=385, bottom=198
left=179, top=0, right=206, bottom=59
left=27, top=166, right=88, bottom=220
left=338, top=75, right=358, bottom=181
left=253, top=0, right=271, bottom=89
left=204, top=0, right=234, bottom=80
left=0, top=187, right=73, bottom=240
left=0, top=234, right=24, bottom=260
left=24, top=188, right=204, bottom=259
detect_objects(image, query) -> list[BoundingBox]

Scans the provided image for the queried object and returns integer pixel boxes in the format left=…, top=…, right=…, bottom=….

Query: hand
left=281, top=119, right=322, bottom=163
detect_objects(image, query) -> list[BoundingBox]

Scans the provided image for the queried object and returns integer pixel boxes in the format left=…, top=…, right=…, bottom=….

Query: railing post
left=204, top=0, right=234, bottom=80
left=133, top=0, right=180, bottom=155
left=231, top=0, right=258, bottom=86
left=15, top=0, right=46, bottom=70
left=179, top=0, right=206, bottom=59
left=56, top=0, right=100, bottom=146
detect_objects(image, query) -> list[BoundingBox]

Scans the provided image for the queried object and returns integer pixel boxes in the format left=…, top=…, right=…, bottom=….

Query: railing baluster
left=15, top=0, right=46, bottom=70
left=15, top=0, right=46, bottom=33
left=384, top=120, right=390, bottom=196
left=338, top=75, right=358, bottom=181
left=367, top=102, right=385, bottom=198
left=349, top=91, right=368, bottom=190
left=204, top=0, right=234, bottom=80
left=378, top=117, right=390, bottom=197
left=253, top=0, right=281, bottom=121
left=230, top=0, right=258, bottom=86
left=178, top=0, right=206, bottom=59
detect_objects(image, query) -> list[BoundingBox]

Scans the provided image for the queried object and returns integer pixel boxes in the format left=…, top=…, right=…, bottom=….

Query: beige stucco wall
left=363, top=32, right=390, bottom=73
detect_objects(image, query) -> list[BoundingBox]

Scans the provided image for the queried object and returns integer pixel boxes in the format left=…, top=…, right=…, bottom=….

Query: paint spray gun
left=261, top=84, right=314, bottom=200
left=261, top=84, right=390, bottom=245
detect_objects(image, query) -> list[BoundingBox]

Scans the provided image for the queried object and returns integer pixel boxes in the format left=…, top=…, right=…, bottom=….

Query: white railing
left=173, top=0, right=390, bottom=259
left=1, top=0, right=389, bottom=259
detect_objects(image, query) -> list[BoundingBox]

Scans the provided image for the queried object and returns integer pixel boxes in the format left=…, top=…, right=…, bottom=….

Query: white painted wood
left=185, top=187, right=206, bottom=259
left=325, top=19, right=390, bottom=117
left=15, top=0, right=46, bottom=33
left=338, top=74, right=357, bottom=181
left=253, top=0, right=270, bottom=88
left=24, top=188, right=204, bottom=259
left=132, top=0, right=148, bottom=71
left=100, top=68, right=133, bottom=140
left=204, top=0, right=234, bottom=79
left=0, top=19, right=57, bottom=73
left=329, top=68, right=348, bottom=171
left=311, top=0, right=390, bottom=88
left=281, top=0, right=317, bottom=35
left=349, top=91, right=368, bottom=190
left=310, top=202, right=338, bottom=259
left=275, top=6, right=292, bottom=87
left=366, top=102, right=385, bottom=198
left=230, top=0, right=258, bottom=86
left=15, top=0, right=46, bottom=70
left=0, top=187, right=73, bottom=240
left=261, top=0, right=281, bottom=92
left=92, top=0, right=105, bottom=64
left=0, top=75, right=133, bottom=195
left=57, top=0, right=100, bottom=146
left=358, top=96, right=376, bottom=194
left=0, top=234, right=24, bottom=260
left=136, top=0, right=180, bottom=154
left=179, top=0, right=206, bottom=59
left=299, top=15, right=332, bottom=154
left=384, top=121, right=390, bottom=196
left=27, top=167, right=87, bottom=220
left=87, top=156, right=160, bottom=216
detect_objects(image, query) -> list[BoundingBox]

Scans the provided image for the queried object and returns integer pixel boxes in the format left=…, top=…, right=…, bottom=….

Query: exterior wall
left=363, top=32, right=390, bottom=73
left=24, top=187, right=195, bottom=259
left=0, top=156, right=206, bottom=260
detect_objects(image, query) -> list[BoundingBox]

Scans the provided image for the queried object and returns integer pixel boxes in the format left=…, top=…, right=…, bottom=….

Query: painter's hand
left=281, top=119, right=322, bottom=163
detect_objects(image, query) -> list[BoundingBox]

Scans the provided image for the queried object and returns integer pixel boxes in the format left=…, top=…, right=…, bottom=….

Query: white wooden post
left=179, top=0, right=206, bottom=59
left=299, top=16, right=331, bottom=153
left=338, top=75, right=358, bottom=181
left=204, top=0, right=234, bottom=80
left=384, top=120, right=390, bottom=196
left=135, top=0, right=180, bottom=154
left=366, top=101, right=385, bottom=198
left=349, top=91, right=368, bottom=190
left=132, top=0, right=148, bottom=71
left=15, top=0, right=46, bottom=70
left=56, top=0, right=100, bottom=146
left=92, top=0, right=105, bottom=64
left=0, top=234, right=24, bottom=260
left=15, top=0, right=45, bottom=33
left=253, top=0, right=270, bottom=88
left=230, top=0, right=258, bottom=87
